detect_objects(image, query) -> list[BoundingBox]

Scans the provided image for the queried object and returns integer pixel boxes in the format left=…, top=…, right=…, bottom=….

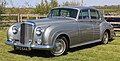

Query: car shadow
left=9, top=39, right=114, bottom=57
left=69, top=38, right=115, bottom=52
left=9, top=50, right=53, bottom=58
left=68, top=42, right=102, bottom=52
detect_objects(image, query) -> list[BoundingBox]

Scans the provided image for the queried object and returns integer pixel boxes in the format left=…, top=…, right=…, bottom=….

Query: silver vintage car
left=5, top=6, right=115, bottom=56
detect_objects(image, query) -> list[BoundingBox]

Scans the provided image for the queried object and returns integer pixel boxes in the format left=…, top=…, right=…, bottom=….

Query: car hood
left=26, top=18, right=75, bottom=26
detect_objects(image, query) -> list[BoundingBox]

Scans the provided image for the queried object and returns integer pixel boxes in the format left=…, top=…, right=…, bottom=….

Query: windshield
left=48, top=8, right=78, bottom=19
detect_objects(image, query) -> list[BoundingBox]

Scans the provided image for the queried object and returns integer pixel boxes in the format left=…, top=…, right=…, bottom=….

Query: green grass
left=115, top=31, right=120, bottom=34
left=0, top=30, right=120, bottom=61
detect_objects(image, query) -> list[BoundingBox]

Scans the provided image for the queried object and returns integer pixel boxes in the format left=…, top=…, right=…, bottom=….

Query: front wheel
left=101, top=31, right=109, bottom=44
left=50, top=37, right=68, bottom=56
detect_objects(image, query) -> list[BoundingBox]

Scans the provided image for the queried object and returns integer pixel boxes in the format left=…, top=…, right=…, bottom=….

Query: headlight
left=36, top=27, right=42, bottom=36
left=36, top=25, right=49, bottom=36
left=12, top=26, right=18, bottom=34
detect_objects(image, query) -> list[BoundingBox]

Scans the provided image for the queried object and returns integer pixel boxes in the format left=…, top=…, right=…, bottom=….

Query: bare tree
left=24, top=1, right=33, bottom=8
left=9, top=0, right=14, bottom=7
left=0, top=0, right=6, bottom=20
left=0, top=0, right=7, bottom=7
left=0, top=0, right=7, bottom=13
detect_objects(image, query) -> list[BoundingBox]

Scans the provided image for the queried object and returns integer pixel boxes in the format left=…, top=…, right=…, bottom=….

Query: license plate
left=14, top=46, right=31, bottom=51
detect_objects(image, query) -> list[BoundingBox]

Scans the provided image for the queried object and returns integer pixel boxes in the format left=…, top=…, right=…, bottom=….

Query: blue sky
left=6, top=0, right=120, bottom=8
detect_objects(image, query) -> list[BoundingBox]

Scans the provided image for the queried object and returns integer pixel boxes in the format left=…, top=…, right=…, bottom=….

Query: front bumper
left=5, top=40, right=53, bottom=50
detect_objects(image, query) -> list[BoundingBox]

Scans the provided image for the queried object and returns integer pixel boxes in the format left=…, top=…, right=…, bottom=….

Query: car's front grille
left=20, top=23, right=33, bottom=44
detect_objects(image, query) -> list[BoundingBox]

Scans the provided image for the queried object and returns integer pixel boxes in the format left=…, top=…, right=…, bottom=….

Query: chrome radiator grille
left=20, top=23, right=33, bottom=44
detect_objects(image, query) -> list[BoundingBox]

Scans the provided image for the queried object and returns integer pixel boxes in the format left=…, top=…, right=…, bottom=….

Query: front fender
left=43, top=24, right=79, bottom=46
left=7, top=23, right=21, bottom=40
left=52, top=31, right=69, bottom=45
left=43, top=25, right=68, bottom=45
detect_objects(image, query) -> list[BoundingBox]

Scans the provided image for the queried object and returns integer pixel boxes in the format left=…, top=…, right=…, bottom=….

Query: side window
left=51, top=10, right=59, bottom=16
left=79, top=9, right=89, bottom=19
left=90, top=10, right=100, bottom=19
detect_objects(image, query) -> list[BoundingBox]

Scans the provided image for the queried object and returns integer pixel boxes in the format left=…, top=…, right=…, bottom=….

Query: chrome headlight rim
left=12, top=26, right=18, bottom=34
left=36, top=25, right=49, bottom=36
left=36, top=27, right=42, bottom=36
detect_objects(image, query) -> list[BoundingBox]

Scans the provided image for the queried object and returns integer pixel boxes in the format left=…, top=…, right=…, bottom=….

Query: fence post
left=27, top=15, right=30, bottom=20
left=20, top=14, right=22, bottom=22
left=36, top=16, right=38, bottom=19
left=17, top=13, right=20, bottom=22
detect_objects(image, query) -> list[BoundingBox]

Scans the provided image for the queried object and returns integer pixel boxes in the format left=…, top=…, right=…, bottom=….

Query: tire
left=101, top=31, right=109, bottom=44
left=50, top=37, right=68, bottom=56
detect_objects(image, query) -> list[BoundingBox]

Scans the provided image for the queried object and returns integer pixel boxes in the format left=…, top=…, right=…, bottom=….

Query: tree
left=62, top=1, right=80, bottom=6
left=0, top=0, right=6, bottom=8
left=50, top=0, right=58, bottom=8
left=33, top=0, right=58, bottom=15
left=0, top=0, right=7, bottom=20
left=33, top=0, right=46, bottom=14
left=62, top=1, right=69, bottom=6
left=0, top=5, right=3, bottom=20
left=0, top=0, right=6, bottom=14
left=0, top=5, right=4, bottom=14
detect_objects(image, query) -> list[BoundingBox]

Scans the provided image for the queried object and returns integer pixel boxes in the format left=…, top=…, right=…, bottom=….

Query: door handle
left=96, top=22, right=100, bottom=25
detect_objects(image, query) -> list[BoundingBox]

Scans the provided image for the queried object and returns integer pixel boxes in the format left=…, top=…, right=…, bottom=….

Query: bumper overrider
left=5, top=40, right=53, bottom=50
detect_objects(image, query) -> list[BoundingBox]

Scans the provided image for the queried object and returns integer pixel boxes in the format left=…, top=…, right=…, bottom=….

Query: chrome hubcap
left=103, top=32, right=108, bottom=44
left=51, top=39, right=66, bottom=55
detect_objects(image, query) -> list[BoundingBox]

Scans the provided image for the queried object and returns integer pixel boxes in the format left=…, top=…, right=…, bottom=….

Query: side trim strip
left=70, top=39, right=101, bottom=48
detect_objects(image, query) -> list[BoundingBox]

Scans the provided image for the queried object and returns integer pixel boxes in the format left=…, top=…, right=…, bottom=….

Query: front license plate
left=14, top=46, right=31, bottom=51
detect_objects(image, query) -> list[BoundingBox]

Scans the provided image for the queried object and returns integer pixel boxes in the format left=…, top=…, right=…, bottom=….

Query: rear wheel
left=101, top=31, right=109, bottom=44
left=50, top=37, right=68, bottom=56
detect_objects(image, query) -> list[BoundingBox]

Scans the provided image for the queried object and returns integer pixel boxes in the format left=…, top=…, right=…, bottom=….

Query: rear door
left=90, top=9, right=101, bottom=40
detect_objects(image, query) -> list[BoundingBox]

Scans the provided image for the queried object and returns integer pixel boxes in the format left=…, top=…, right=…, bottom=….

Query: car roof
left=53, top=6, right=97, bottom=10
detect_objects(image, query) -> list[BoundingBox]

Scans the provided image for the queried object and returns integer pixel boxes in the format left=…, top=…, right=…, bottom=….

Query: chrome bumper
left=5, top=40, right=53, bottom=50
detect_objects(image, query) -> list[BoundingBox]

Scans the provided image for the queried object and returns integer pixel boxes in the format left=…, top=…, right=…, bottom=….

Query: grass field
left=0, top=30, right=120, bottom=61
